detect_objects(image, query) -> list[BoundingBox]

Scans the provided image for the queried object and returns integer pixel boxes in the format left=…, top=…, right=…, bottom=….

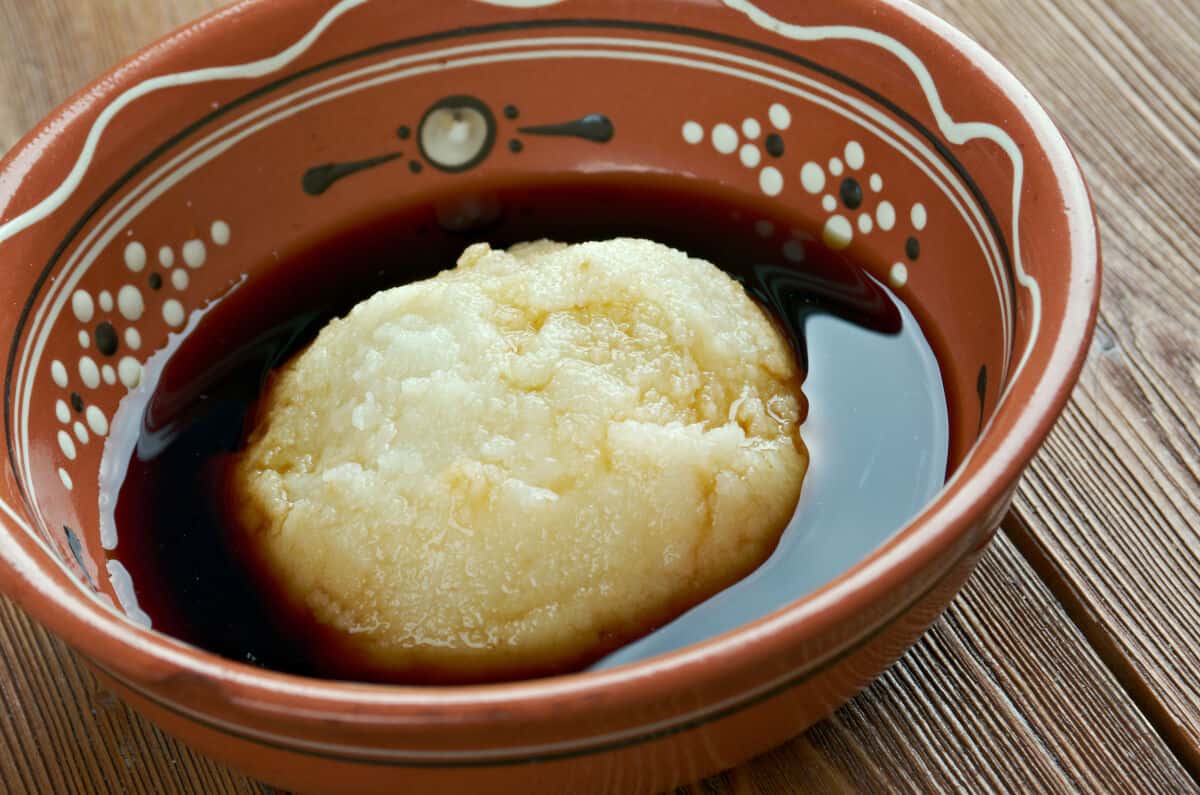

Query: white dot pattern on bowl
left=117, top=285, right=144, bottom=321
left=711, top=123, right=738, bottom=154
left=211, top=220, right=231, bottom=246
left=822, top=215, right=853, bottom=250
left=685, top=103, right=796, bottom=197
left=183, top=239, right=207, bottom=268
left=739, top=144, right=761, bottom=168
left=72, top=290, right=94, bottom=323
left=163, top=299, right=185, bottom=327
left=86, top=405, right=109, bottom=437
left=78, top=356, right=100, bottom=389
left=124, top=241, right=147, bottom=272
left=57, top=430, right=76, bottom=461
left=789, top=142, right=931, bottom=280
left=768, top=103, right=791, bottom=130
left=876, top=201, right=897, bottom=231
left=118, top=357, right=142, bottom=389
left=759, top=166, right=783, bottom=196
left=800, top=162, right=825, bottom=194
left=912, top=202, right=928, bottom=230
left=50, top=360, right=68, bottom=388
left=47, top=220, right=229, bottom=490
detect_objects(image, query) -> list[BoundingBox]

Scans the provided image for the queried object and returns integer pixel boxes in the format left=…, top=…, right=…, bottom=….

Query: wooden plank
left=0, top=598, right=271, bottom=795
left=694, top=534, right=1196, bottom=794
left=916, top=0, right=1200, bottom=772
left=0, top=0, right=1196, bottom=793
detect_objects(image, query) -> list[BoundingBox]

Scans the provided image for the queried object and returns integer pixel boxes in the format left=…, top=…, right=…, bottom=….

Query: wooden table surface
left=1, top=1, right=1198, bottom=792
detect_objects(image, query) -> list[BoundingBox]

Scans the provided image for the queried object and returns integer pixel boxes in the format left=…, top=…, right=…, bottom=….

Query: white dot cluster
left=681, top=102, right=793, bottom=197
left=49, top=219, right=231, bottom=490
left=798, top=141, right=929, bottom=288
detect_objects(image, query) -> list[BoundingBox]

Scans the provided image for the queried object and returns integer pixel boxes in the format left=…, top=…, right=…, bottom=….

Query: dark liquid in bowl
left=104, top=179, right=951, bottom=682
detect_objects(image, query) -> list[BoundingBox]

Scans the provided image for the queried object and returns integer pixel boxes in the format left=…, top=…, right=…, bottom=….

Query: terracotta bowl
left=0, top=0, right=1098, bottom=792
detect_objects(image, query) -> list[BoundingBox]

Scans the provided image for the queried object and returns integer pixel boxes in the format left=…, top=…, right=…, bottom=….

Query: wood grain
left=704, top=533, right=1196, bottom=795
left=918, top=0, right=1200, bottom=773
left=0, top=0, right=1198, bottom=793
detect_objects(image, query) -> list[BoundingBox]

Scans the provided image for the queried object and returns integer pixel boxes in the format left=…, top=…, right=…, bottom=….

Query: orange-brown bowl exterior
left=0, top=1, right=1098, bottom=793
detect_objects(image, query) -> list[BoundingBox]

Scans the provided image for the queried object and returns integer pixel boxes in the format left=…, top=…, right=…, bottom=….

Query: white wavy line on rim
left=12, top=42, right=1007, bottom=568
left=474, top=0, right=565, bottom=5
left=0, top=0, right=370, bottom=245
left=0, top=496, right=32, bottom=536
left=724, top=0, right=1042, bottom=387
left=11, top=35, right=1010, bottom=515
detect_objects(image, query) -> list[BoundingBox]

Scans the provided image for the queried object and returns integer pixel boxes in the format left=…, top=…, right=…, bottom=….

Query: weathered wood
left=693, top=534, right=1196, bottom=794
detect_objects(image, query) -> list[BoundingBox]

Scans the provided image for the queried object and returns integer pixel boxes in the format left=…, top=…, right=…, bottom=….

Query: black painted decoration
left=906, top=236, right=921, bottom=261
left=519, top=113, right=614, bottom=143
left=764, top=133, right=785, bottom=157
left=70, top=392, right=84, bottom=413
left=416, top=95, right=497, bottom=173
left=976, top=364, right=988, bottom=436
left=509, top=139, right=524, bottom=153
left=302, top=152, right=403, bottom=196
left=62, top=525, right=95, bottom=586
left=94, top=322, right=119, bottom=357
left=840, top=178, right=863, bottom=210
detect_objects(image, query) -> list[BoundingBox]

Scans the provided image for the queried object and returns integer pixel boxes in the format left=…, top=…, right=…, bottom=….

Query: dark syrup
left=104, top=177, right=952, bottom=683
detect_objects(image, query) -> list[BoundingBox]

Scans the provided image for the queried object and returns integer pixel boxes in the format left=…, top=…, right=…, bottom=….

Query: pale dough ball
left=231, top=238, right=807, bottom=682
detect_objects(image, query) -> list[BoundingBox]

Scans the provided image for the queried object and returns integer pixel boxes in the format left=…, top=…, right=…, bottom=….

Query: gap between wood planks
left=1007, top=509, right=1200, bottom=782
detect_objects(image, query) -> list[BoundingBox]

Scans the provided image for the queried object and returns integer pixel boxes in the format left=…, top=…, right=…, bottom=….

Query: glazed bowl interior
left=0, top=0, right=1095, bottom=713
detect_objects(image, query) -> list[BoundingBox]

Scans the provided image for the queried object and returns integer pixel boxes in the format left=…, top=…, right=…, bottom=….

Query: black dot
left=70, top=393, right=84, bottom=413
left=94, top=322, right=119, bottom=357
left=409, top=160, right=423, bottom=174
left=509, top=139, right=524, bottom=153
left=906, top=236, right=921, bottom=260
left=148, top=273, right=163, bottom=290
left=764, top=133, right=785, bottom=157
left=503, top=104, right=519, bottom=120
left=840, top=178, right=863, bottom=210
left=397, top=125, right=411, bottom=140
